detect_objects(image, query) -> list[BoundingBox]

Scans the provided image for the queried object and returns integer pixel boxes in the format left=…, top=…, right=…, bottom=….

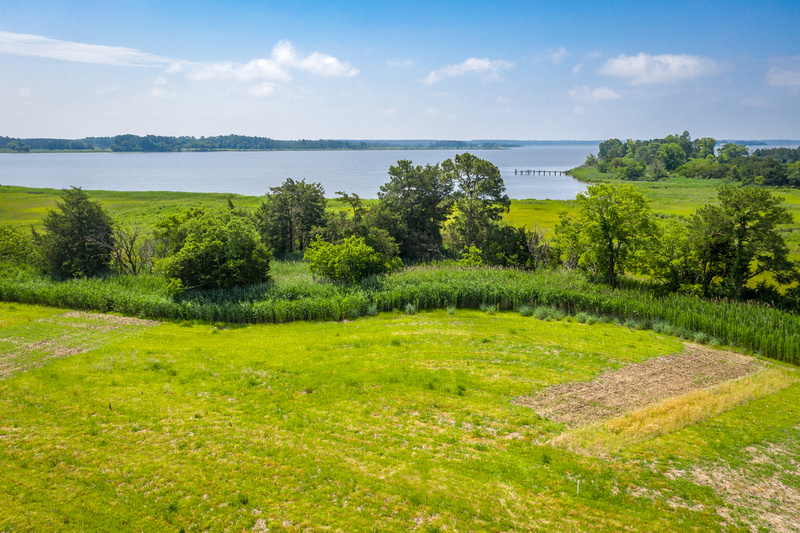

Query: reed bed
left=0, top=261, right=798, bottom=364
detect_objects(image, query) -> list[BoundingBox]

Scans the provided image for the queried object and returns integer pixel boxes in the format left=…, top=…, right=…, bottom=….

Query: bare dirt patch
left=514, top=343, right=764, bottom=427
left=60, top=311, right=160, bottom=328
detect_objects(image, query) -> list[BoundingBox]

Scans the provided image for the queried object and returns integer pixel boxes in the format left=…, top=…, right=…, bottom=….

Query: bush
left=0, top=225, right=35, bottom=264
left=304, top=236, right=401, bottom=284
left=160, top=210, right=271, bottom=291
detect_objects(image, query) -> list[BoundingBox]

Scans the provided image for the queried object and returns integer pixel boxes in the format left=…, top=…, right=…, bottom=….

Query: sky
left=1, top=0, right=799, bottom=141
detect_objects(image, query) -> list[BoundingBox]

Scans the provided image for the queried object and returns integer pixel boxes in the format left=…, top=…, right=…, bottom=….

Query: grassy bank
left=1, top=301, right=798, bottom=531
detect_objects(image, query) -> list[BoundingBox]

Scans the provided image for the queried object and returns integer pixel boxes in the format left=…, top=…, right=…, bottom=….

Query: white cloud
left=599, top=53, right=718, bottom=84
left=422, top=57, right=515, bottom=84
left=0, top=32, right=358, bottom=99
left=568, top=86, right=621, bottom=102
left=767, top=57, right=800, bottom=88
left=186, top=41, right=358, bottom=83
left=496, top=96, right=513, bottom=105
left=0, top=30, right=172, bottom=67
left=548, top=47, right=568, bottom=65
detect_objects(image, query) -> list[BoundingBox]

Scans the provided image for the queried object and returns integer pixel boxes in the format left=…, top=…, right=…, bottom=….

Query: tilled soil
left=514, top=343, right=764, bottom=427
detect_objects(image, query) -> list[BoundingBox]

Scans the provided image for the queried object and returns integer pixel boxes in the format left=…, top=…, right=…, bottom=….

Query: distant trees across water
left=0, top=135, right=515, bottom=153
left=585, top=131, right=800, bottom=188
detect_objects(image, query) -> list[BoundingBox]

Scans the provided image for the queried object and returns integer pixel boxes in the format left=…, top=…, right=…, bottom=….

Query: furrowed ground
left=1, top=302, right=798, bottom=532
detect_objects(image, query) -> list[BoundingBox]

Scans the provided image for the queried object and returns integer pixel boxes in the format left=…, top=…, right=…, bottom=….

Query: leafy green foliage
left=374, top=160, right=453, bottom=260
left=256, top=178, right=327, bottom=256
left=556, top=183, right=658, bottom=287
left=304, top=236, right=401, bottom=283
left=442, top=153, right=510, bottom=249
left=0, top=225, right=35, bottom=263
left=160, top=210, right=271, bottom=290
left=36, top=187, right=115, bottom=278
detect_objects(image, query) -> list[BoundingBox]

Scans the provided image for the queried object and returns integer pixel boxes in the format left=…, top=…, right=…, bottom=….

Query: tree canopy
left=36, top=187, right=115, bottom=278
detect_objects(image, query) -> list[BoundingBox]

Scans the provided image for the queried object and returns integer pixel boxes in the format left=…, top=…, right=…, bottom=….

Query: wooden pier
left=514, top=169, right=569, bottom=176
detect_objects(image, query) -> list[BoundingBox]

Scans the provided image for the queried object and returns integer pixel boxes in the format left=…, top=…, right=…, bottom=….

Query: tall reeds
left=0, top=261, right=797, bottom=365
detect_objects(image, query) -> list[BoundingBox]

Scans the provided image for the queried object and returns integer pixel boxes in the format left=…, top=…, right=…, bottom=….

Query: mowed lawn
left=1, top=302, right=798, bottom=531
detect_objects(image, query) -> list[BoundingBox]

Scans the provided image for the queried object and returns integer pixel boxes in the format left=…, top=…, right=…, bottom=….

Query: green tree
left=256, top=178, right=327, bottom=256
left=687, top=185, right=795, bottom=298
left=442, top=153, right=509, bottom=249
left=557, top=183, right=658, bottom=287
left=161, top=210, right=271, bottom=290
left=375, top=160, right=453, bottom=260
left=36, top=187, right=115, bottom=278
left=656, top=143, right=687, bottom=171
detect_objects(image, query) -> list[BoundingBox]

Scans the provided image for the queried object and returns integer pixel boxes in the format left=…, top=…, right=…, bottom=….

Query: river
left=0, top=145, right=594, bottom=199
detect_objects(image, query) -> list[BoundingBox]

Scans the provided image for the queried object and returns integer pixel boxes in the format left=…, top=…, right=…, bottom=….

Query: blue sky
left=1, top=0, right=799, bottom=140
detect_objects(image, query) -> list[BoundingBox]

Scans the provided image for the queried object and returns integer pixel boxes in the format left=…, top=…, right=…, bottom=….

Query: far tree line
left=0, top=135, right=512, bottom=153
left=586, top=131, right=800, bottom=187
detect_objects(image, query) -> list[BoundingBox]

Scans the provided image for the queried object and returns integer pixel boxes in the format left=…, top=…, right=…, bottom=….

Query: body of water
left=0, top=145, right=594, bottom=199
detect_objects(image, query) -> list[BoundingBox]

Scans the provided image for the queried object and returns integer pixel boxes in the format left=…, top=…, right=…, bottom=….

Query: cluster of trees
left=555, top=183, right=799, bottom=305
left=587, top=132, right=800, bottom=187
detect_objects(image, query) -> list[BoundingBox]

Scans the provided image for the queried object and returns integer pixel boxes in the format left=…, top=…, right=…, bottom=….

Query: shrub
left=160, top=210, right=271, bottom=291
left=304, top=236, right=400, bottom=284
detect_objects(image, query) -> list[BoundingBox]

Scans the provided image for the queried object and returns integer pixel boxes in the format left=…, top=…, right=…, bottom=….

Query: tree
left=36, top=187, right=115, bottom=278
left=256, top=178, right=326, bottom=256
left=656, top=143, right=687, bottom=171
left=161, top=210, right=271, bottom=290
left=557, top=183, right=658, bottom=287
left=442, top=153, right=509, bottom=249
left=375, top=160, right=453, bottom=260
left=687, top=185, right=795, bottom=298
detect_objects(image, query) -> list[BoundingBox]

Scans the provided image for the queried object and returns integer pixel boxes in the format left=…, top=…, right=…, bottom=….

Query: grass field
left=1, top=301, right=798, bottom=531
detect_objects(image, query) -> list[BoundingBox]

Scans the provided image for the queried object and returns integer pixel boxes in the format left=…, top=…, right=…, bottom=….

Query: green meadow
left=2, top=301, right=798, bottom=531
left=2, top=177, right=800, bottom=531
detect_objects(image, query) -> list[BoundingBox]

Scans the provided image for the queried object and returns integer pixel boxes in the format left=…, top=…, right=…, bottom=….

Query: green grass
left=3, top=301, right=799, bottom=531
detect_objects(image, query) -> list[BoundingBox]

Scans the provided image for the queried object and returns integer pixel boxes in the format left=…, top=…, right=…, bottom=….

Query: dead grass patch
left=514, top=343, right=764, bottom=428
left=666, top=430, right=800, bottom=532
left=0, top=311, right=161, bottom=380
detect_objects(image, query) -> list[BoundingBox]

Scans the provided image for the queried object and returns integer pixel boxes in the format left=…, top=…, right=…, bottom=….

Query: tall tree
left=375, top=160, right=453, bottom=260
left=36, top=187, right=115, bottom=278
left=557, top=183, right=658, bottom=287
left=256, top=178, right=327, bottom=256
left=687, top=185, right=795, bottom=298
left=442, top=153, right=509, bottom=248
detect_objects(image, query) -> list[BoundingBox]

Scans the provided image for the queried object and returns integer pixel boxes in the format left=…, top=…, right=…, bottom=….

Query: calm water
left=0, top=145, right=593, bottom=199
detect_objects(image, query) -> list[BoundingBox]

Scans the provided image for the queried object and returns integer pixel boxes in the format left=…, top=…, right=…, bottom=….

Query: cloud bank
left=599, top=53, right=718, bottom=84
left=568, top=86, right=621, bottom=101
